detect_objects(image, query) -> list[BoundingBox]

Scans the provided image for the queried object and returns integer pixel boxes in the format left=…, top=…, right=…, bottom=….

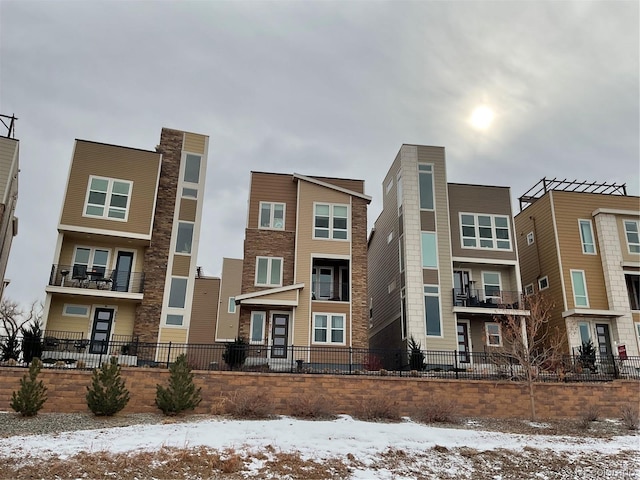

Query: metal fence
left=2, top=335, right=639, bottom=382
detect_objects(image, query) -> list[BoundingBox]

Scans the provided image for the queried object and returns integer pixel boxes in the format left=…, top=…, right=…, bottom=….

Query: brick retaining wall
left=1, top=367, right=638, bottom=420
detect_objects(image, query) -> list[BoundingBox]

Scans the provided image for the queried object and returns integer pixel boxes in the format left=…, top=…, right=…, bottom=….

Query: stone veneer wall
left=351, top=196, right=369, bottom=348
left=134, top=128, right=183, bottom=343
left=0, top=367, right=637, bottom=420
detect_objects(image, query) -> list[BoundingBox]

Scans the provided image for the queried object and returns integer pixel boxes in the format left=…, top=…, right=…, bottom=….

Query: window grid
left=460, top=213, right=511, bottom=250
left=84, top=176, right=132, bottom=221
left=259, top=202, right=285, bottom=230
left=314, top=203, right=349, bottom=240
left=538, top=276, right=549, bottom=290
left=313, top=313, right=346, bottom=344
left=624, top=220, right=640, bottom=254
left=485, top=323, right=502, bottom=347
left=255, top=257, right=283, bottom=287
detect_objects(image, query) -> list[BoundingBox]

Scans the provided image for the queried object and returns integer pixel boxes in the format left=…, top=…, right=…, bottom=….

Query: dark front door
left=90, top=308, right=114, bottom=354
left=595, top=324, right=612, bottom=356
left=271, top=314, right=289, bottom=359
left=457, top=322, right=470, bottom=363
left=113, top=252, right=134, bottom=292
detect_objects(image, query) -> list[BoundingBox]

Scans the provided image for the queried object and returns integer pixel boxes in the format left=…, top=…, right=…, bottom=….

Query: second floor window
left=578, top=219, right=596, bottom=254
left=84, top=176, right=132, bottom=221
left=460, top=213, right=511, bottom=250
left=314, top=204, right=348, bottom=240
left=255, top=257, right=282, bottom=287
left=571, top=270, right=589, bottom=308
left=259, top=202, right=285, bottom=229
left=176, top=222, right=194, bottom=254
left=73, top=247, right=109, bottom=278
left=624, top=220, right=640, bottom=254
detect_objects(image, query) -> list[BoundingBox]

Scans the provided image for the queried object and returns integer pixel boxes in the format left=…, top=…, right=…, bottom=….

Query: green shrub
left=408, top=336, right=425, bottom=371
left=222, top=337, right=248, bottom=370
left=156, top=354, right=202, bottom=415
left=86, top=357, right=130, bottom=416
left=10, top=358, right=47, bottom=416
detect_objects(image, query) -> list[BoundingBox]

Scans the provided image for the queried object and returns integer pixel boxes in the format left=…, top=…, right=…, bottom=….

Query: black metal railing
left=3, top=336, right=639, bottom=382
left=49, top=264, right=145, bottom=294
left=453, top=288, right=523, bottom=309
left=311, top=281, right=349, bottom=301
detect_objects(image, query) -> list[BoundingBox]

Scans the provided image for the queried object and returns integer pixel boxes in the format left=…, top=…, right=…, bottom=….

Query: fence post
left=166, top=342, right=172, bottom=368
left=290, top=345, right=294, bottom=373
left=98, top=342, right=104, bottom=368
left=398, top=349, right=403, bottom=377
left=454, top=350, right=459, bottom=379
left=349, top=347, right=353, bottom=374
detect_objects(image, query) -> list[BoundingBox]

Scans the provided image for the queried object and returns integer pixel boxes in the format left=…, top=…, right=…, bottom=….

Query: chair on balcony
left=72, top=265, right=88, bottom=287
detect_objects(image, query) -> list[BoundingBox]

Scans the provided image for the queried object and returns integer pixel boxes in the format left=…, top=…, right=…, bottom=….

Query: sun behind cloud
left=469, top=105, right=495, bottom=130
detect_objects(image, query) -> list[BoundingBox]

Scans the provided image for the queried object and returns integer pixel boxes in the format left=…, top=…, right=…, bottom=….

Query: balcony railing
left=311, top=281, right=349, bottom=302
left=453, top=288, right=523, bottom=309
left=48, top=264, right=144, bottom=294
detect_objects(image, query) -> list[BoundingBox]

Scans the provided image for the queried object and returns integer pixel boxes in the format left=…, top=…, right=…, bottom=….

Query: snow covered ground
left=1, top=415, right=639, bottom=479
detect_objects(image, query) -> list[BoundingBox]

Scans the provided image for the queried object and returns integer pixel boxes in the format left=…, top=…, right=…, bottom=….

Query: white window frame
left=424, top=285, right=442, bottom=337
left=228, top=297, right=236, bottom=314
left=526, top=231, right=535, bottom=246
left=623, top=220, right=640, bottom=254
left=387, top=231, right=394, bottom=244
left=72, top=246, right=111, bottom=278
left=83, top=175, right=132, bottom=222
left=524, top=283, right=534, bottom=295
left=482, top=271, right=502, bottom=301
left=313, top=203, right=349, bottom=240
left=165, top=276, right=188, bottom=327
left=255, top=256, right=283, bottom=287
left=312, top=313, right=346, bottom=345
left=62, top=304, right=90, bottom=317
left=459, top=213, right=512, bottom=250
left=249, top=311, right=266, bottom=344
left=175, top=221, right=194, bottom=255
left=578, top=219, right=596, bottom=255
left=485, top=322, right=503, bottom=347
left=570, top=269, right=589, bottom=308
left=538, top=276, right=549, bottom=291
left=418, top=163, right=434, bottom=210
left=578, top=321, right=591, bottom=345
left=421, top=231, right=438, bottom=268
left=259, top=202, right=286, bottom=230
left=183, top=153, right=202, bottom=184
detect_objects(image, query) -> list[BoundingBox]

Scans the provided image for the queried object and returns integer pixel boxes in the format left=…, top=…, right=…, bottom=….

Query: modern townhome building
left=42, top=127, right=209, bottom=364
left=0, top=114, right=19, bottom=299
left=233, top=171, right=371, bottom=369
left=368, top=144, right=529, bottom=368
left=514, top=178, right=640, bottom=359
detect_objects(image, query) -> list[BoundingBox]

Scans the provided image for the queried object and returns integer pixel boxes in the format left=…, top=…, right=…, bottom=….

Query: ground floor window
left=250, top=311, right=266, bottom=344
left=424, top=285, right=441, bottom=336
left=485, top=322, right=502, bottom=347
left=313, top=313, right=345, bottom=344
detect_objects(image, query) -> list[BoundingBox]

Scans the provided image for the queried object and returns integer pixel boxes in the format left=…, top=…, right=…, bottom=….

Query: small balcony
left=312, top=259, right=350, bottom=302
left=452, top=288, right=523, bottom=309
left=48, top=264, right=145, bottom=294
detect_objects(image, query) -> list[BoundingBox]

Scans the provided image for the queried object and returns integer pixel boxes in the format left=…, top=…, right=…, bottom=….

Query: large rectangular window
left=255, top=257, right=282, bottom=287
left=250, top=311, right=266, bottom=343
left=482, top=271, right=502, bottom=300
left=184, top=154, right=201, bottom=183
left=460, top=213, right=511, bottom=250
left=571, top=270, right=589, bottom=308
left=84, top=176, right=132, bottom=221
left=424, top=285, right=441, bottom=336
left=176, top=222, right=194, bottom=254
left=314, top=203, right=348, bottom=240
left=625, top=274, right=640, bottom=310
left=313, top=313, right=345, bottom=344
left=624, top=220, right=640, bottom=253
left=578, top=219, right=596, bottom=254
left=421, top=232, right=437, bottom=268
left=259, top=202, right=285, bottom=229
left=73, top=247, right=109, bottom=279
left=418, top=164, right=434, bottom=210
left=168, top=277, right=188, bottom=308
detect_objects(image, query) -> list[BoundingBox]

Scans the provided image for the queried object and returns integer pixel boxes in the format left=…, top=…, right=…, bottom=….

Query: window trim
left=526, top=231, right=535, bottom=246
left=424, top=284, right=442, bottom=337
left=570, top=269, right=589, bottom=308
left=578, top=219, right=597, bottom=255
left=538, top=276, right=549, bottom=291
left=62, top=304, right=90, bottom=317
left=623, top=220, right=640, bottom=254
left=313, top=202, right=350, bottom=241
left=249, top=311, right=266, bottom=344
left=420, top=231, right=438, bottom=269
left=524, top=283, right=534, bottom=296
left=228, top=297, right=236, bottom=314
left=258, top=201, right=286, bottom=230
left=175, top=221, right=194, bottom=255
left=183, top=153, right=202, bottom=184
left=459, top=212, right=512, bottom=251
left=83, top=175, right=133, bottom=222
left=485, top=322, right=503, bottom=347
left=72, top=246, right=111, bottom=278
left=418, top=163, right=434, bottom=211
left=482, top=271, right=502, bottom=301
left=255, top=256, right=283, bottom=287
left=312, top=312, right=346, bottom=345
left=165, top=314, right=184, bottom=326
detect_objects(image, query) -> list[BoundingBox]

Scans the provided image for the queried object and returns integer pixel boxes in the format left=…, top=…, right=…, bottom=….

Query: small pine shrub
left=21, top=322, right=43, bottom=364
left=225, top=391, right=273, bottom=419
left=10, top=358, right=48, bottom=416
left=356, top=394, right=401, bottom=422
left=86, top=357, right=130, bottom=416
left=156, top=354, right=202, bottom=415
left=408, top=336, right=425, bottom=371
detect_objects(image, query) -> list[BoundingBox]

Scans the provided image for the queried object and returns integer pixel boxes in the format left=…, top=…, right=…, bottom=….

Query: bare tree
left=0, top=300, right=42, bottom=361
left=491, top=292, right=566, bottom=421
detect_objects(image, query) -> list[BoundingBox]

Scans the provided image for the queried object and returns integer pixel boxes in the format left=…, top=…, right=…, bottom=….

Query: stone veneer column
left=134, top=128, right=183, bottom=344
left=351, top=196, right=369, bottom=348
left=594, top=212, right=639, bottom=356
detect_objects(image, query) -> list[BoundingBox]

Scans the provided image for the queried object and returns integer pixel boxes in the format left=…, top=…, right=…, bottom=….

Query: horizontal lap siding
left=183, top=133, right=206, bottom=155
left=0, top=138, right=18, bottom=202
left=61, top=141, right=161, bottom=235
left=247, top=172, right=297, bottom=231
left=217, top=259, right=243, bottom=341
left=189, top=277, right=220, bottom=344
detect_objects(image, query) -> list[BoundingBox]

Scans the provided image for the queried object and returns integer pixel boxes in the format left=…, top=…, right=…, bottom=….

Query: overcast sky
left=0, top=0, right=638, bottom=310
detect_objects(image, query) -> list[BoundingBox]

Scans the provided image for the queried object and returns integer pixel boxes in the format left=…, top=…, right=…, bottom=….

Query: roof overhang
left=293, top=173, right=372, bottom=203
left=562, top=309, right=626, bottom=318
left=235, top=283, right=305, bottom=306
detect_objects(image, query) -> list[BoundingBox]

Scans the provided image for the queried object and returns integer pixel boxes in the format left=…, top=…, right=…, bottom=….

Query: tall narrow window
left=176, top=222, right=194, bottom=254
left=485, top=323, right=502, bottom=346
left=255, top=257, right=282, bottom=287
left=168, top=277, right=188, bottom=308
left=624, top=220, right=640, bottom=253
left=84, top=176, right=132, bottom=221
left=228, top=297, right=236, bottom=314
left=418, top=164, right=434, bottom=210
left=579, top=219, right=596, bottom=254
left=421, top=232, right=437, bottom=268
left=482, top=272, right=502, bottom=301
left=424, top=285, right=441, bottom=336
left=250, top=312, right=266, bottom=343
left=396, top=171, right=403, bottom=211
left=578, top=322, right=591, bottom=344
left=571, top=270, right=589, bottom=307
left=625, top=274, right=640, bottom=310
left=184, top=154, right=201, bottom=183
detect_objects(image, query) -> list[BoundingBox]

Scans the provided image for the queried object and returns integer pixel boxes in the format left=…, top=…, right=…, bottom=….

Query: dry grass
left=224, top=391, right=273, bottom=419
left=620, top=404, right=639, bottom=430
left=355, top=394, right=401, bottom=422
left=287, top=393, right=337, bottom=420
left=414, top=396, right=458, bottom=424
